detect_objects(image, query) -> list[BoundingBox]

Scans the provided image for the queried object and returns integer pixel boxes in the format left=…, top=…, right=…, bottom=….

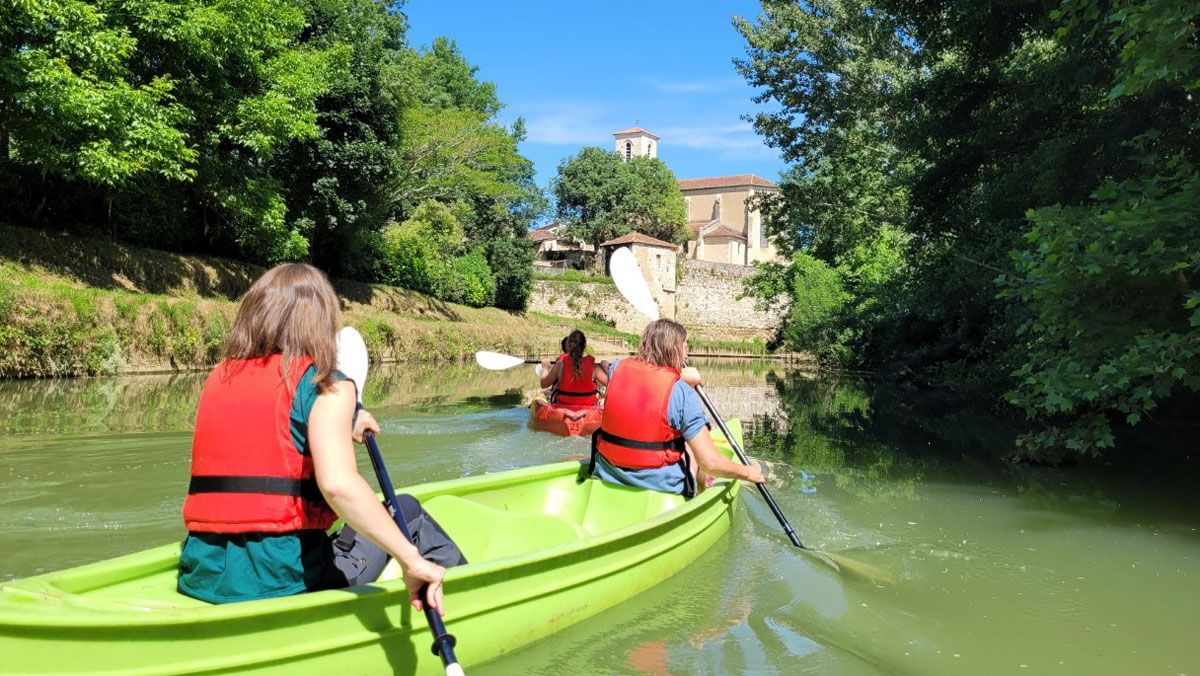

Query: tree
left=0, top=0, right=336, bottom=262
left=736, top=0, right=1200, bottom=460
left=553, top=147, right=687, bottom=250
left=278, top=0, right=409, bottom=276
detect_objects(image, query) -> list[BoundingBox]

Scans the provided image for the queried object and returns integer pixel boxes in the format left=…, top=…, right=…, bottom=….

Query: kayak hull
left=0, top=422, right=744, bottom=675
left=528, top=399, right=603, bottom=437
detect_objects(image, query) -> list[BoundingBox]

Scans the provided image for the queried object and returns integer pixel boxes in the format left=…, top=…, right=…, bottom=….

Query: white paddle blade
left=336, top=326, right=370, bottom=403
left=475, top=350, right=526, bottom=371
left=609, top=246, right=660, bottom=321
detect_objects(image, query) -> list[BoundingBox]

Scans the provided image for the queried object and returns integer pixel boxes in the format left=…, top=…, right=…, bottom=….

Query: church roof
left=678, top=174, right=778, bottom=191
left=599, top=231, right=678, bottom=249
left=701, top=225, right=746, bottom=241
left=612, top=127, right=660, bottom=139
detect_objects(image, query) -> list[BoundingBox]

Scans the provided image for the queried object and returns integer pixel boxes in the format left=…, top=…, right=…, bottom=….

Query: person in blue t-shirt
left=589, top=318, right=764, bottom=496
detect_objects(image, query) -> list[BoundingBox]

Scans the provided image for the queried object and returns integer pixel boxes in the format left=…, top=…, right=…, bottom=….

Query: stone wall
left=527, top=280, right=652, bottom=335
left=675, top=259, right=787, bottom=341
left=529, top=258, right=787, bottom=342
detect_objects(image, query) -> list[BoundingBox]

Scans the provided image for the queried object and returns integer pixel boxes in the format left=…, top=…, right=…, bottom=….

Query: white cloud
left=519, top=101, right=776, bottom=160
left=520, top=102, right=614, bottom=145
left=656, top=122, right=775, bottom=158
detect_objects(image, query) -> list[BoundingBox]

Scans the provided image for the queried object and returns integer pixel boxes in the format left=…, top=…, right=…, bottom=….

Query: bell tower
left=613, top=127, right=659, bottom=161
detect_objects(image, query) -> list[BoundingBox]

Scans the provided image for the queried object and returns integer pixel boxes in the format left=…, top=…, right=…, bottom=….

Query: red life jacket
left=593, top=358, right=685, bottom=470
left=182, top=354, right=338, bottom=534
left=554, top=353, right=599, bottom=407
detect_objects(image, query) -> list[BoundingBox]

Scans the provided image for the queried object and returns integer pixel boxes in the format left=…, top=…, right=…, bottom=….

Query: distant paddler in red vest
left=179, top=263, right=465, bottom=611
left=539, top=330, right=609, bottom=419
left=586, top=319, right=764, bottom=497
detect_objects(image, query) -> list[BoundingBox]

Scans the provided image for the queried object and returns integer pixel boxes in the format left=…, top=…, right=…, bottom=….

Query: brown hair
left=634, top=319, right=688, bottom=369
left=562, top=330, right=587, bottom=377
left=222, top=263, right=341, bottom=392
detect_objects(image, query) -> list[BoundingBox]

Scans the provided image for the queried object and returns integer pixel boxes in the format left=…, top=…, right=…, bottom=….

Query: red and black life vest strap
left=188, top=475, right=325, bottom=503
left=583, top=432, right=695, bottom=499
left=595, top=429, right=685, bottom=451
left=556, top=387, right=598, bottom=397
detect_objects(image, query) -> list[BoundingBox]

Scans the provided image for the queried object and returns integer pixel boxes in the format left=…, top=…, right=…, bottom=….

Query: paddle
left=337, top=327, right=465, bottom=676
left=475, top=351, right=539, bottom=371
left=476, top=350, right=548, bottom=377
left=607, top=248, right=893, bottom=584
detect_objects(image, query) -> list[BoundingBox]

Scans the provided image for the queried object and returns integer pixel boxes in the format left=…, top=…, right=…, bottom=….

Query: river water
left=1, top=361, right=1196, bottom=675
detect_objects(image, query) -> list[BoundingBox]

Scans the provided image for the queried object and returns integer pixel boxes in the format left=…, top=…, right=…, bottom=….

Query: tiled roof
left=528, top=223, right=563, bottom=242
left=688, top=218, right=718, bottom=234
left=678, top=174, right=778, bottom=191
left=599, top=231, right=678, bottom=249
left=612, top=127, right=660, bottom=139
left=701, top=225, right=746, bottom=241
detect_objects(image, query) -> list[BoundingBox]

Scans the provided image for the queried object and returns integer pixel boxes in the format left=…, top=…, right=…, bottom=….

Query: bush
left=377, top=201, right=498, bottom=307
left=451, top=247, right=497, bottom=307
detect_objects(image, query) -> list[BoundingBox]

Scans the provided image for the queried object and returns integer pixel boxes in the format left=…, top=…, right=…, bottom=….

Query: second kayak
left=529, top=396, right=603, bottom=437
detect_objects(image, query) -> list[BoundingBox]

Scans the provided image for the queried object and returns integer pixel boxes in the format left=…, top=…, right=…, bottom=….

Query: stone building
left=613, top=127, right=658, bottom=161
left=528, top=222, right=594, bottom=271
left=529, top=127, right=782, bottom=271
left=679, top=174, right=780, bottom=265
left=609, top=127, right=781, bottom=266
left=598, top=231, right=678, bottom=320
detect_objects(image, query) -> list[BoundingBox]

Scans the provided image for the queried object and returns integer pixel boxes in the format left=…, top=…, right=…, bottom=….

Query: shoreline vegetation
left=0, top=225, right=794, bottom=379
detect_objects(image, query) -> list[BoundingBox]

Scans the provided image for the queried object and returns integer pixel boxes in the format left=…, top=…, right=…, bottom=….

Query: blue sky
left=403, top=1, right=787, bottom=206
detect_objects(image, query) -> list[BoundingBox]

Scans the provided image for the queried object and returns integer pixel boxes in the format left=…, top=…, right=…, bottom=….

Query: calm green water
left=1, top=363, right=1197, bottom=675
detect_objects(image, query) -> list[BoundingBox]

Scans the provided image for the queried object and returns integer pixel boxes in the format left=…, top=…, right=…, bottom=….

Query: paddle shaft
left=693, top=384, right=805, bottom=550
left=363, top=432, right=460, bottom=670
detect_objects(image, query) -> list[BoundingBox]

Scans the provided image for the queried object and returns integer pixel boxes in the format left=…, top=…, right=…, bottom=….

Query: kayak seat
left=577, top=479, right=684, bottom=536
left=421, top=494, right=587, bottom=563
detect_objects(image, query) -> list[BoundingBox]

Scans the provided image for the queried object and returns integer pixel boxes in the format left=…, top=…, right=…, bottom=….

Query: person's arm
left=675, top=369, right=763, bottom=484
left=309, top=381, right=446, bottom=615
left=539, top=359, right=561, bottom=388
left=593, top=361, right=610, bottom=387
left=686, top=430, right=764, bottom=483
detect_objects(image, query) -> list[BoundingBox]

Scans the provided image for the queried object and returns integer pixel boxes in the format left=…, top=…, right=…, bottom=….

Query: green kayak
left=0, top=420, right=744, bottom=675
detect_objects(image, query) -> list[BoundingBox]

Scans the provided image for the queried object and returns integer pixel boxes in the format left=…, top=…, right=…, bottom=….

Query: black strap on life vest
left=188, top=475, right=325, bottom=503
left=556, top=387, right=598, bottom=397
left=595, top=428, right=685, bottom=451
left=583, top=432, right=694, bottom=499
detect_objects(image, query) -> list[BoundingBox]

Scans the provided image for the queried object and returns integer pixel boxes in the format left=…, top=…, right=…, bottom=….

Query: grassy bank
left=0, top=226, right=629, bottom=379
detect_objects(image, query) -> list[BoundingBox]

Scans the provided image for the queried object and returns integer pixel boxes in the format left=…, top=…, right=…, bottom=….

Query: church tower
left=613, top=127, right=659, bottom=161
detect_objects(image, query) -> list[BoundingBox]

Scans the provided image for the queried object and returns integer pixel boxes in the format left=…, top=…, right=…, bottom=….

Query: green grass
left=531, top=311, right=640, bottom=348
left=532, top=270, right=616, bottom=286
left=689, top=336, right=770, bottom=356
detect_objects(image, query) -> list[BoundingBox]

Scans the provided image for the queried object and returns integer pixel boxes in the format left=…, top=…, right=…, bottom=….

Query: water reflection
left=1, top=362, right=1198, bottom=674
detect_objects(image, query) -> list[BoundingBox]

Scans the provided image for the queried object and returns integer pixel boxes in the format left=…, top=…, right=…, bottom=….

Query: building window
left=757, top=213, right=768, bottom=248
left=647, top=142, right=653, bottom=156
left=625, top=141, right=632, bottom=161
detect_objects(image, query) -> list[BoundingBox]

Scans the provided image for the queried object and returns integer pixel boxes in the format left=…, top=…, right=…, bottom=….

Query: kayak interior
left=0, top=464, right=688, bottom=616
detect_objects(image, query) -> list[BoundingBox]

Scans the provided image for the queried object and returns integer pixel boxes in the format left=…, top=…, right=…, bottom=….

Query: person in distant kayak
left=539, top=330, right=609, bottom=417
left=179, top=263, right=466, bottom=611
left=585, top=318, right=764, bottom=497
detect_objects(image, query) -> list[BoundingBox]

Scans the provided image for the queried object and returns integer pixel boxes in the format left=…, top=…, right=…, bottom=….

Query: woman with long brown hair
left=179, top=263, right=464, bottom=613
left=539, top=329, right=609, bottom=412
left=586, top=318, right=763, bottom=496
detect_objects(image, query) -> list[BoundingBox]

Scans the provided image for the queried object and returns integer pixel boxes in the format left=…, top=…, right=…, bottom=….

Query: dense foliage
left=552, top=147, right=689, bottom=250
left=737, top=0, right=1199, bottom=461
left=0, top=0, right=542, bottom=309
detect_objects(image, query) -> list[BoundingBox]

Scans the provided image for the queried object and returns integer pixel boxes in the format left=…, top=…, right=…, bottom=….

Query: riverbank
left=0, top=226, right=801, bottom=379
left=0, top=226, right=639, bottom=378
